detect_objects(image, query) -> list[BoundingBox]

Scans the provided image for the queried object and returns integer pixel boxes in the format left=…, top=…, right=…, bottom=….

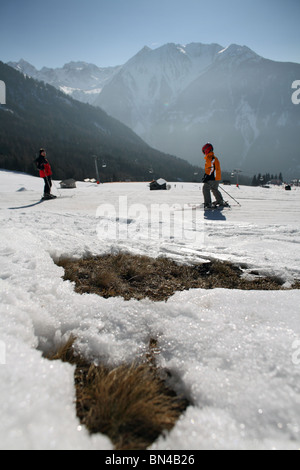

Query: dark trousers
left=203, top=180, right=223, bottom=205
left=43, top=176, right=52, bottom=195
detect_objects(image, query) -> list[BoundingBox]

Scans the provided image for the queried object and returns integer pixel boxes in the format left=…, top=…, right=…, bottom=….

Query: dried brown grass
left=47, top=337, right=189, bottom=450
left=56, top=253, right=291, bottom=302
left=48, top=254, right=299, bottom=448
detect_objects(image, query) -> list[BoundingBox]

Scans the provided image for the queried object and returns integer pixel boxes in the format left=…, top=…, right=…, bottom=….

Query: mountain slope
left=8, top=59, right=121, bottom=104
left=8, top=43, right=300, bottom=178
left=94, top=43, right=223, bottom=138
left=0, top=62, right=198, bottom=182
left=95, top=43, right=300, bottom=178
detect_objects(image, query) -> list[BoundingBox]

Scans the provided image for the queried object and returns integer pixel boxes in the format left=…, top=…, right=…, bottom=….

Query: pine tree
left=251, top=174, right=257, bottom=186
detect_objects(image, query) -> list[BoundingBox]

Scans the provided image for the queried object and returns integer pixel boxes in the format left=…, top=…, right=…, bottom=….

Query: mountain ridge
left=8, top=58, right=121, bottom=105
left=0, top=61, right=198, bottom=182
left=7, top=42, right=300, bottom=178
left=95, top=43, right=300, bottom=178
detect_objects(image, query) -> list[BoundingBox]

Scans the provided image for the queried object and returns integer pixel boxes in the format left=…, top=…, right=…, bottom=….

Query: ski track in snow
left=0, top=171, right=300, bottom=450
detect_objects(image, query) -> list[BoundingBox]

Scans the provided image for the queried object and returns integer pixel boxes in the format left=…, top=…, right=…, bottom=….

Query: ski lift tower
left=92, top=155, right=100, bottom=184
left=231, top=169, right=242, bottom=187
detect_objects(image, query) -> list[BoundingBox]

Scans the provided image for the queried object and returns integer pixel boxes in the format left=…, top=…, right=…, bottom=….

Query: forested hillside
left=0, top=62, right=198, bottom=182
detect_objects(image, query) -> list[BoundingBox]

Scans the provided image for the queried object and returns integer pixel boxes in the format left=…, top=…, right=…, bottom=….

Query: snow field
left=0, top=170, right=300, bottom=449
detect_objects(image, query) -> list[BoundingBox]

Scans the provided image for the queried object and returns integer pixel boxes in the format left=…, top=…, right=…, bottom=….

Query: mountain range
left=0, top=61, right=197, bottom=182
left=8, top=59, right=121, bottom=105
left=9, top=42, right=300, bottom=179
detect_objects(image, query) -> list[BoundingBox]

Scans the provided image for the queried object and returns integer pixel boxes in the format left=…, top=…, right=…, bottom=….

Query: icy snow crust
left=0, top=170, right=300, bottom=450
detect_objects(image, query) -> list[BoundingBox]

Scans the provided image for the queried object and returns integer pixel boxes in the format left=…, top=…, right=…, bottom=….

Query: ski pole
left=52, top=180, right=62, bottom=197
left=220, top=185, right=241, bottom=206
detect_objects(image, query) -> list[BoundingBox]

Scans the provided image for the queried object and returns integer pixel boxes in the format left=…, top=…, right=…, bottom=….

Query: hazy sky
left=1, top=0, right=299, bottom=69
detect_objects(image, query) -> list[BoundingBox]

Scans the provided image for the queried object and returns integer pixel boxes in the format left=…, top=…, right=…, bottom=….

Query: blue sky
left=1, top=0, right=299, bottom=69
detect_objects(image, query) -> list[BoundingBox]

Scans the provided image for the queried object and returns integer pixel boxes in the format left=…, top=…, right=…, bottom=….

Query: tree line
left=251, top=172, right=283, bottom=186
left=0, top=61, right=198, bottom=183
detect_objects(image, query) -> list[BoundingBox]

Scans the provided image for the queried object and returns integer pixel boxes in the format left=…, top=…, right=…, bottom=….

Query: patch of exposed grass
left=292, top=280, right=300, bottom=289
left=47, top=337, right=189, bottom=450
left=56, top=253, right=290, bottom=302
left=48, top=255, right=298, bottom=448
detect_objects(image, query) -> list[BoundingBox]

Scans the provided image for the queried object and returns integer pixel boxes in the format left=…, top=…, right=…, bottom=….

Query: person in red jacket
left=202, top=142, right=227, bottom=208
left=35, top=148, right=56, bottom=199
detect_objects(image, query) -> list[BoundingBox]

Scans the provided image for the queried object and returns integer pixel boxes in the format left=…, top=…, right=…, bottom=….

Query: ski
left=40, top=195, right=76, bottom=202
left=41, top=195, right=57, bottom=201
left=173, top=202, right=231, bottom=212
left=203, top=202, right=231, bottom=211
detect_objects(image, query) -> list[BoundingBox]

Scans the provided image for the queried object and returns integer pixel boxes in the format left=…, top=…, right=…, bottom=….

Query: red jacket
left=35, top=155, right=52, bottom=178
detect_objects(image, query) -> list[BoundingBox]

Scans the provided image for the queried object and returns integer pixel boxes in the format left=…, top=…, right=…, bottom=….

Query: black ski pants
left=43, top=176, right=52, bottom=195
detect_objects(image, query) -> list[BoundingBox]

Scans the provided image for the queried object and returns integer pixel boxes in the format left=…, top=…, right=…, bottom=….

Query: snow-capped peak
left=218, top=44, right=260, bottom=60
left=8, top=59, right=38, bottom=76
left=8, top=59, right=121, bottom=105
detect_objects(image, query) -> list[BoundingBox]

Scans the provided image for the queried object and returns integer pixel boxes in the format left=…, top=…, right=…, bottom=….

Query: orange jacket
left=204, top=152, right=221, bottom=181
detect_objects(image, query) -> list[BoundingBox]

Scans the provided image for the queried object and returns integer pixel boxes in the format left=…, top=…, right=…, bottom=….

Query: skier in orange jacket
left=202, top=143, right=227, bottom=208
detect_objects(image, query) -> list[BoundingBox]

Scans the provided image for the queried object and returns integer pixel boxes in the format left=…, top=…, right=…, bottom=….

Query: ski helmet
left=202, top=143, right=214, bottom=155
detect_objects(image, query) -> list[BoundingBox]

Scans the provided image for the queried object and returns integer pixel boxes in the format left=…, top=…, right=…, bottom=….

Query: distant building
left=149, top=178, right=167, bottom=190
left=60, top=178, right=76, bottom=189
left=267, top=179, right=283, bottom=186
